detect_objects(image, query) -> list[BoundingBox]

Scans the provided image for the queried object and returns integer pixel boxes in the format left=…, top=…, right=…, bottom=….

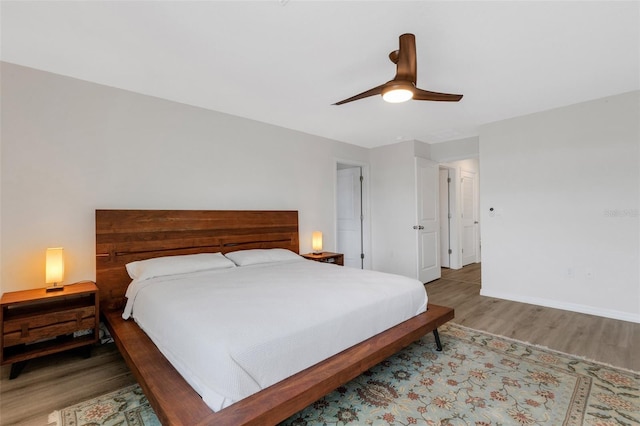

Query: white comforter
left=124, top=258, right=427, bottom=411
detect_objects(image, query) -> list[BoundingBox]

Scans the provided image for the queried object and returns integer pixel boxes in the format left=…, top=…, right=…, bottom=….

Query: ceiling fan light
left=382, top=87, right=413, bottom=103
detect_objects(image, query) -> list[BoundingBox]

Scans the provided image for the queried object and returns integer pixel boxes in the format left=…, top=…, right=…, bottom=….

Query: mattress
left=125, top=258, right=427, bottom=412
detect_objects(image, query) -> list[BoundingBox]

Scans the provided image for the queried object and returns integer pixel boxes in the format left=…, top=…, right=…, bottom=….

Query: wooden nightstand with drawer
left=1, top=281, right=99, bottom=379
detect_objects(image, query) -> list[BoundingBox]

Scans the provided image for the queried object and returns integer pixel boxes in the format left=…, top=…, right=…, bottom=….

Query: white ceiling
left=2, top=1, right=639, bottom=148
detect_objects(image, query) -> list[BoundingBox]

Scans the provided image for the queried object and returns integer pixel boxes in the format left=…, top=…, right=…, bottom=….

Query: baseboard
left=479, top=288, right=640, bottom=324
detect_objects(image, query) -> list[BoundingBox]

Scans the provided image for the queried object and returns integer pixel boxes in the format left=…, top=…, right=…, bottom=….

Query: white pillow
left=125, top=252, right=235, bottom=281
left=224, top=248, right=301, bottom=266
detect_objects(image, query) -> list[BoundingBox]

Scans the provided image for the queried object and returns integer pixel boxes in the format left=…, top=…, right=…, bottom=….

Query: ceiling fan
left=333, top=33, right=463, bottom=105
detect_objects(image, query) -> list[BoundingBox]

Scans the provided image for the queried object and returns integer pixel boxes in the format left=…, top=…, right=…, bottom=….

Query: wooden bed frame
left=96, top=209, right=454, bottom=426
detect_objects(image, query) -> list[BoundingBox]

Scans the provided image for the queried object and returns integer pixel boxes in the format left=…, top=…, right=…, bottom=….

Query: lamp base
left=46, top=285, right=64, bottom=292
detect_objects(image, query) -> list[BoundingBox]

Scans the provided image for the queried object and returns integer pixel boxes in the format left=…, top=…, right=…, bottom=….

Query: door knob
left=413, top=226, right=418, bottom=229
left=413, top=225, right=424, bottom=230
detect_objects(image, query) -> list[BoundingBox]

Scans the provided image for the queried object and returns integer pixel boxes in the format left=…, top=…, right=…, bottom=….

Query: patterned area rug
left=52, top=323, right=639, bottom=426
left=50, top=384, right=159, bottom=426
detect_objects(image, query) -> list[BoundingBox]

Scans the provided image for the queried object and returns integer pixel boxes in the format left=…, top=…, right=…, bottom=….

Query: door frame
left=439, top=164, right=463, bottom=269
left=334, top=159, right=371, bottom=270
left=460, top=168, right=481, bottom=266
left=439, top=167, right=452, bottom=268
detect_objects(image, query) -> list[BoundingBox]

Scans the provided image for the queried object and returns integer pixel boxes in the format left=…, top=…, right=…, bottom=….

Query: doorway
left=336, top=162, right=370, bottom=269
left=461, top=169, right=480, bottom=266
left=438, top=159, right=480, bottom=269
left=439, top=168, right=452, bottom=268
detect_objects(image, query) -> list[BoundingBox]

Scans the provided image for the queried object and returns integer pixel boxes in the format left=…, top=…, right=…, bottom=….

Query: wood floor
left=428, top=264, right=640, bottom=372
left=2, top=263, right=639, bottom=425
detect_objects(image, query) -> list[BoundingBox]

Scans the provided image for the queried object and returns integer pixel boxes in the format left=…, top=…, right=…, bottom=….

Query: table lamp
left=46, top=247, right=65, bottom=292
left=312, top=231, right=323, bottom=254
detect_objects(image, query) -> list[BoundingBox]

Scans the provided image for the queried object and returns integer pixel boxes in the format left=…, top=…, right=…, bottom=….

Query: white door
left=416, top=158, right=441, bottom=283
left=461, top=169, right=478, bottom=266
left=337, top=167, right=362, bottom=268
left=439, top=168, right=451, bottom=268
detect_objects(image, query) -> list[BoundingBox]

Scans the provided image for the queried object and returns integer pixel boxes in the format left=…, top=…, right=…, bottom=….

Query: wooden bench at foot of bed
left=103, top=303, right=454, bottom=426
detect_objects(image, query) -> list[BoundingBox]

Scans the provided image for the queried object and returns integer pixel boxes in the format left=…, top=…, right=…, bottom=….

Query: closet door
left=415, top=157, right=441, bottom=283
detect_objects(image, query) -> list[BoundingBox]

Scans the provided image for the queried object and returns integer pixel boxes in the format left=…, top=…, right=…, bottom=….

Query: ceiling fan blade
left=413, top=88, right=463, bottom=102
left=333, top=84, right=385, bottom=105
left=393, top=33, right=417, bottom=84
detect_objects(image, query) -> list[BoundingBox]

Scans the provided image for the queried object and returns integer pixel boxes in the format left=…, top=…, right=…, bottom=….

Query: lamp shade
left=312, top=231, right=323, bottom=253
left=46, top=247, right=64, bottom=284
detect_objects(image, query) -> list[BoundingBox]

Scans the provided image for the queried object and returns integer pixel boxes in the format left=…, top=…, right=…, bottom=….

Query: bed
left=96, top=209, right=454, bottom=425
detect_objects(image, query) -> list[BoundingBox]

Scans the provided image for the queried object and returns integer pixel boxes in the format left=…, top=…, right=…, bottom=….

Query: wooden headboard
left=95, top=209, right=299, bottom=311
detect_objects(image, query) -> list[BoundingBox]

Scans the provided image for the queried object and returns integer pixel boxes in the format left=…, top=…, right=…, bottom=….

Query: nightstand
left=1, top=281, right=99, bottom=379
left=301, top=252, right=344, bottom=266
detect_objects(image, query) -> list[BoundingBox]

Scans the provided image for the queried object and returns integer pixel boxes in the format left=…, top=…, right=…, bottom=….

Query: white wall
left=480, top=91, right=640, bottom=322
left=370, top=141, right=417, bottom=276
left=370, top=140, right=435, bottom=278
left=0, top=62, right=369, bottom=293
left=430, top=136, right=479, bottom=163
